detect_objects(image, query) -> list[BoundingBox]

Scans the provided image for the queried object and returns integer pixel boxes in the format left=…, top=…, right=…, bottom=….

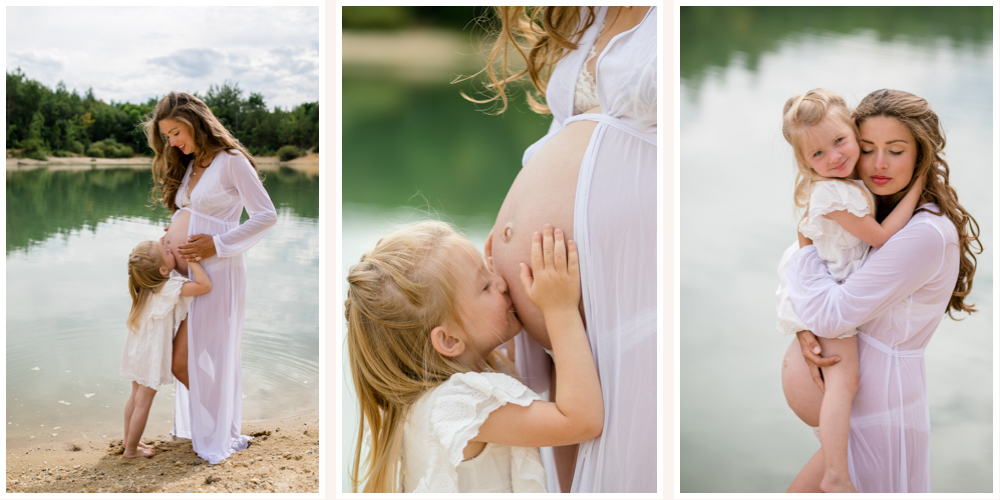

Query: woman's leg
left=123, top=383, right=157, bottom=458
left=815, top=336, right=859, bottom=493
left=172, top=318, right=189, bottom=389
left=787, top=449, right=824, bottom=493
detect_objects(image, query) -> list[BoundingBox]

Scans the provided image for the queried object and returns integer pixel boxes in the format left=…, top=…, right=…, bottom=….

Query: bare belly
left=164, top=209, right=191, bottom=275
left=782, top=339, right=822, bottom=427
left=490, top=119, right=597, bottom=350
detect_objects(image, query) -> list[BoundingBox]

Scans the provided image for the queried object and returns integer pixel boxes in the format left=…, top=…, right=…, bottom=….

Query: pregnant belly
left=490, top=119, right=597, bottom=350
left=164, top=209, right=191, bottom=276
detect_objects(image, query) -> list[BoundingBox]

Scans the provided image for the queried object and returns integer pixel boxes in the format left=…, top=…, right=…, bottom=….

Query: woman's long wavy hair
left=142, top=92, right=258, bottom=212
left=782, top=88, right=873, bottom=218
left=127, top=241, right=170, bottom=333
left=462, top=6, right=597, bottom=114
left=853, top=89, right=982, bottom=318
left=346, top=221, right=507, bottom=492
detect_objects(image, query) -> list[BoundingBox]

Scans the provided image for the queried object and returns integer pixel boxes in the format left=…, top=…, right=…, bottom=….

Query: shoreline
left=5, top=411, right=319, bottom=494
left=5, top=152, right=320, bottom=176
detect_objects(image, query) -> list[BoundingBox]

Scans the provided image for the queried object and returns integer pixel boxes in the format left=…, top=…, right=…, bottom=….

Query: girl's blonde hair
left=127, top=241, right=170, bottom=333
left=782, top=88, right=872, bottom=217
left=142, top=92, right=258, bottom=212
left=463, top=6, right=597, bottom=114
left=852, top=89, right=982, bottom=318
left=346, top=221, right=489, bottom=492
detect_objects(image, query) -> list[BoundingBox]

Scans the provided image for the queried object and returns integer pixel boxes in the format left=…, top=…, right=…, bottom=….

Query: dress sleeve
left=799, top=180, right=871, bottom=240
left=149, top=276, right=188, bottom=320
left=785, top=219, right=949, bottom=338
left=212, top=152, right=278, bottom=258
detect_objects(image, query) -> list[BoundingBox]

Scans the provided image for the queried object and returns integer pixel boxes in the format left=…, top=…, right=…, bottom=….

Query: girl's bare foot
left=122, top=441, right=153, bottom=451
left=123, top=446, right=156, bottom=459
left=820, top=474, right=857, bottom=493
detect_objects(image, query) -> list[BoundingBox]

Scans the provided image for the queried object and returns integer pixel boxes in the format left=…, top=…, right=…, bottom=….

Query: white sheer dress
left=785, top=206, right=960, bottom=492
left=170, top=150, right=277, bottom=464
left=513, top=6, right=658, bottom=493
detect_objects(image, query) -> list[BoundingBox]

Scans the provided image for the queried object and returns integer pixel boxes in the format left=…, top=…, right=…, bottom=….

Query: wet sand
left=5, top=412, right=319, bottom=494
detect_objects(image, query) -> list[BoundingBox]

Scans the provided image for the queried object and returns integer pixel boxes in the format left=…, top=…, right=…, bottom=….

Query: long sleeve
left=212, top=153, right=278, bottom=258
left=785, top=218, right=950, bottom=339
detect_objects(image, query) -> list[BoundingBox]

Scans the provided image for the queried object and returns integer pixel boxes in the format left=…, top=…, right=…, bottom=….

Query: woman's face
left=857, top=116, right=918, bottom=196
left=158, top=118, right=198, bottom=155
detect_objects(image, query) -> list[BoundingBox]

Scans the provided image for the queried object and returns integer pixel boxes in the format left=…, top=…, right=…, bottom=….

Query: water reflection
left=680, top=7, right=992, bottom=493
left=6, top=167, right=319, bottom=447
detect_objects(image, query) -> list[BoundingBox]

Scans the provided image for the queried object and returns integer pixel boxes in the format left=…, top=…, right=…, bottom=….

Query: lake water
left=339, top=71, right=550, bottom=490
left=679, top=7, right=993, bottom=493
left=5, top=166, right=319, bottom=449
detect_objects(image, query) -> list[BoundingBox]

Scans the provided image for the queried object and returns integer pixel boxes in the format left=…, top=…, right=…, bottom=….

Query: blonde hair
left=782, top=88, right=872, bottom=219
left=346, top=221, right=503, bottom=492
left=463, top=6, right=597, bottom=114
left=142, top=92, right=258, bottom=212
left=126, top=241, right=170, bottom=333
left=853, top=89, right=982, bottom=318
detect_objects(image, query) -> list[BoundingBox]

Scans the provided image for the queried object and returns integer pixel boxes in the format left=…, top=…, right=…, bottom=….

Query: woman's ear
left=430, top=325, right=466, bottom=358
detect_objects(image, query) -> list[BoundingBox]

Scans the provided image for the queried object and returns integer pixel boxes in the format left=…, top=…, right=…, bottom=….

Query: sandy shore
left=6, top=152, right=320, bottom=176
left=5, top=412, right=319, bottom=494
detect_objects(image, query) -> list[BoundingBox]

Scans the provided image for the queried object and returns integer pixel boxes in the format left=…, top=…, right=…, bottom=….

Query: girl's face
left=155, top=241, right=177, bottom=275
left=800, top=115, right=860, bottom=179
left=858, top=116, right=917, bottom=196
left=158, top=118, right=198, bottom=155
left=449, top=239, right=522, bottom=360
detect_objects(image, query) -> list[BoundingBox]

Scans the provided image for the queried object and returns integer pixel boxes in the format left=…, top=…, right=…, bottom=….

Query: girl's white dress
left=512, top=6, right=657, bottom=493
left=776, top=179, right=872, bottom=339
left=121, top=272, right=192, bottom=389
left=170, top=150, right=277, bottom=464
left=401, top=372, right=547, bottom=493
left=785, top=206, right=959, bottom=492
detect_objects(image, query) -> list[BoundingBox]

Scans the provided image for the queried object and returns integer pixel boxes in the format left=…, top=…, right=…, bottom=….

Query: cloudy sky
left=6, top=6, right=319, bottom=109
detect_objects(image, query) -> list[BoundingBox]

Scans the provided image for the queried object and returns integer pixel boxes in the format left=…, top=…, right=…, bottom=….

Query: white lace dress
left=513, top=6, right=657, bottom=493
left=170, top=150, right=277, bottom=464
left=776, top=179, right=872, bottom=338
left=120, top=272, right=192, bottom=390
left=400, top=372, right=547, bottom=493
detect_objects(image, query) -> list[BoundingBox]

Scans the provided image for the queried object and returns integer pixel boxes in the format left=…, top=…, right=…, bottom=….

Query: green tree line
left=6, top=69, right=319, bottom=161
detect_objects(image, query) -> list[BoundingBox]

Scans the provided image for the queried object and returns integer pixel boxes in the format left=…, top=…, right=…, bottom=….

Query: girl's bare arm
left=825, top=174, right=925, bottom=249
left=179, top=261, right=212, bottom=296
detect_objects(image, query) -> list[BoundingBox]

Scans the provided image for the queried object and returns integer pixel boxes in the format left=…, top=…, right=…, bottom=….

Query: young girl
left=120, top=240, right=211, bottom=458
left=775, top=88, right=924, bottom=492
left=346, top=221, right=603, bottom=492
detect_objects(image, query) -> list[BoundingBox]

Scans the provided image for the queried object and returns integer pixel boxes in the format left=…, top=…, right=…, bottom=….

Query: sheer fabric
left=785, top=207, right=959, bottom=492
left=776, top=179, right=872, bottom=338
left=513, top=6, right=657, bottom=493
left=401, top=372, right=546, bottom=493
left=120, top=272, right=192, bottom=390
left=170, top=150, right=277, bottom=464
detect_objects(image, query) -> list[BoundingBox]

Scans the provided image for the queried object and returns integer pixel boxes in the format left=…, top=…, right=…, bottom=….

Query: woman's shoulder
left=906, top=204, right=959, bottom=244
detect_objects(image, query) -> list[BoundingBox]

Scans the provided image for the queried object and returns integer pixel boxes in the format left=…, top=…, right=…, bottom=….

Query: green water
left=6, top=167, right=319, bottom=447
left=679, top=6, right=993, bottom=493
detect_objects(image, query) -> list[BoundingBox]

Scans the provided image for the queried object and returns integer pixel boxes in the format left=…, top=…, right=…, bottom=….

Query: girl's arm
left=472, top=225, right=604, bottom=447
left=824, top=175, right=925, bottom=249
left=786, top=217, right=952, bottom=338
left=179, top=261, right=212, bottom=297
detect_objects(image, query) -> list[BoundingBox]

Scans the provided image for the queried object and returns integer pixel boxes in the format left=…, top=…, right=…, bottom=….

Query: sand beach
left=5, top=152, right=321, bottom=176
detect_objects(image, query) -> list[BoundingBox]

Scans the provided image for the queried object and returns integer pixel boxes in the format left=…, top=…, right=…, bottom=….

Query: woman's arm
left=473, top=225, right=604, bottom=447
left=824, top=174, right=925, bottom=249
left=212, top=153, right=278, bottom=258
left=786, top=218, right=949, bottom=338
left=179, top=261, right=212, bottom=296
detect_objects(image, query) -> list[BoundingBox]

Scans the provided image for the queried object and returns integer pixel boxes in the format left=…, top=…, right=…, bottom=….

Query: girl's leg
left=815, top=336, right=859, bottom=493
left=122, top=382, right=152, bottom=451
left=123, top=384, right=157, bottom=458
left=172, top=318, right=189, bottom=389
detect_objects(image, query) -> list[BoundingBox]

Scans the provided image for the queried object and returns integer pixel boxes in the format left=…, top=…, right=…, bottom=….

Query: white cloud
left=6, top=6, right=319, bottom=109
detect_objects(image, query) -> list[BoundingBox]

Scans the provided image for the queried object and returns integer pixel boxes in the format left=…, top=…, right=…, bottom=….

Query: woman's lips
left=869, top=175, right=891, bottom=186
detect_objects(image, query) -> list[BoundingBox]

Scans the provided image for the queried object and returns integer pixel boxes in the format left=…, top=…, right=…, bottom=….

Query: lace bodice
left=573, top=18, right=606, bottom=114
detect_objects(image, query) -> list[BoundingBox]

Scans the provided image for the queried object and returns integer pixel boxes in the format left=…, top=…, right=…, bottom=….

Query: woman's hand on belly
left=179, top=234, right=217, bottom=262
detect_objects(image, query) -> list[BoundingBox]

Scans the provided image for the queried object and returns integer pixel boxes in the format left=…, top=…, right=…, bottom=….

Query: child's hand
left=519, top=224, right=580, bottom=314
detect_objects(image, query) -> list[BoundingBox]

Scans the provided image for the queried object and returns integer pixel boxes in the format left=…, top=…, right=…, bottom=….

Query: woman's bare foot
left=820, top=474, right=857, bottom=493
left=123, top=446, right=156, bottom=459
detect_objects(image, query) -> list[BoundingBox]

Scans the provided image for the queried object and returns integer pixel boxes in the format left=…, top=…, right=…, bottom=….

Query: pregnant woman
left=143, top=92, right=277, bottom=464
left=476, top=6, right=656, bottom=493
left=781, top=89, right=981, bottom=492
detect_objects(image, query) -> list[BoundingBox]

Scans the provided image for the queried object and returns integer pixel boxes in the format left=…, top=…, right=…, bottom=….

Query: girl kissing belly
left=489, top=117, right=597, bottom=350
